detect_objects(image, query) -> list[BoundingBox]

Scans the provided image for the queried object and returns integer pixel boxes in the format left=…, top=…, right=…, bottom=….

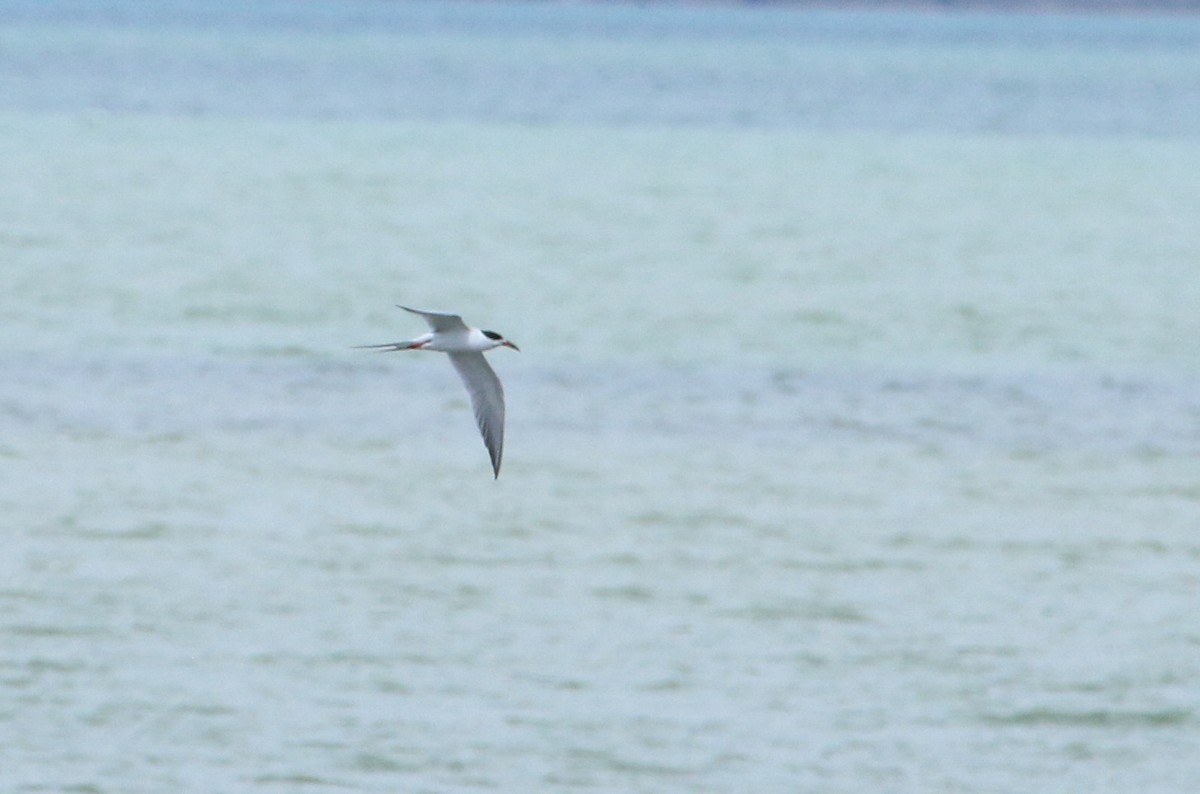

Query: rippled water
left=2, top=2, right=1200, bottom=792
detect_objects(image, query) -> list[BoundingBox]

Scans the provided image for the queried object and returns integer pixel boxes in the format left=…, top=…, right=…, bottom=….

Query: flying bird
left=357, top=305, right=519, bottom=478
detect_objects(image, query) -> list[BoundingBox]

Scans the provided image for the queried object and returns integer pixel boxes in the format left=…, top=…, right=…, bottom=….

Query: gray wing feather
left=448, top=352, right=506, bottom=478
left=397, top=305, right=468, bottom=334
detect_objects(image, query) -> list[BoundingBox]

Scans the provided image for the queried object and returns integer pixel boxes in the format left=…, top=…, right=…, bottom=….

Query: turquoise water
left=2, top=3, right=1200, bottom=792
left=4, top=0, right=1200, bottom=134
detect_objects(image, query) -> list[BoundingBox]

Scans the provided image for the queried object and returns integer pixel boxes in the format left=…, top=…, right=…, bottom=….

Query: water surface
left=2, top=3, right=1199, bottom=792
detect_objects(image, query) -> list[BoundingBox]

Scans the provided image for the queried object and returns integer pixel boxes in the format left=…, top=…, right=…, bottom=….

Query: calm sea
left=2, top=2, right=1199, bottom=792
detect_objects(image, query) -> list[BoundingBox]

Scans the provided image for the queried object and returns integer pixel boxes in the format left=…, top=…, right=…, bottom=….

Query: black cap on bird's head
left=482, top=329, right=519, bottom=351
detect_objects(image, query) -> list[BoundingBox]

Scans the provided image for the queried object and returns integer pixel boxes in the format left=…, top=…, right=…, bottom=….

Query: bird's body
left=358, top=305, right=518, bottom=478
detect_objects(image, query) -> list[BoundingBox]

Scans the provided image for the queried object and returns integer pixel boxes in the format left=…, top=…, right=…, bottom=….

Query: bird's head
left=482, top=330, right=520, bottom=351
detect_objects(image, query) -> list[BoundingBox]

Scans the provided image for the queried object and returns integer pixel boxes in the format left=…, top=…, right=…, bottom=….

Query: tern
left=357, top=305, right=519, bottom=478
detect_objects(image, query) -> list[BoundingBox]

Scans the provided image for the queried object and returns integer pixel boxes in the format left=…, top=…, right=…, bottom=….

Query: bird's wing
left=448, top=352, right=506, bottom=478
left=397, top=305, right=468, bottom=334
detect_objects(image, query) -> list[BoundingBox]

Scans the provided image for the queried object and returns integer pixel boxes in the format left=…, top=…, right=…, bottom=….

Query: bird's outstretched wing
left=397, top=305, right=468, bottom=334
left=448, top=352, right=505, bottom=478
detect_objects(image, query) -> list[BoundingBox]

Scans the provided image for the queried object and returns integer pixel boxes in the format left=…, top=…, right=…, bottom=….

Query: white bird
left=357, top=305, right=519, bottom=478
